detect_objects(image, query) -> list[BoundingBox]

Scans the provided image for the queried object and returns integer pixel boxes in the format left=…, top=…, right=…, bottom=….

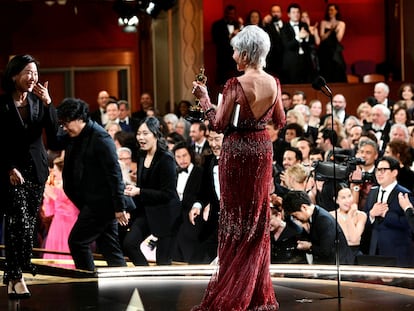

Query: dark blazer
left=134, top=148, right=180, bottom=237
left=405, top=207, right=414, bottom=232
left=197, top=155, right=221, bottom=242
left=180, top=165, right=204, bottom=215
left=280, top=21, right=316, bottom=84
left=0, top=93, right=59, bottom=186
left=364, top=184, right=414, bottom=267
left=62, top=120, right=126, bottom=220
left=119, top=116, right=140, bottom=134
left=89, top=108, right=104, bottom=126
left=211, top=18, right=240, bottom=85
left=363, top=120, right=392, bottom=155
left=264, top=20, right=284, bottom=77
left=309, top=205, right=355, bottom=264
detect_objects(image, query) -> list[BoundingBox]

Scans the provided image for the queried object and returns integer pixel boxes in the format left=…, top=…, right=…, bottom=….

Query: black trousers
left=68, top=206, right=126, bottom=271
left=122, top=216, right=174, bottom=266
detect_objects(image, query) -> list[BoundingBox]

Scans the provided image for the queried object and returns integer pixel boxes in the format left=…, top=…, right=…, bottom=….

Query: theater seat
left=352, top=60, right=377, bottom=78
left=362, top=74, right=385, bottom=83
left=347, top=74, right=360, bottom=83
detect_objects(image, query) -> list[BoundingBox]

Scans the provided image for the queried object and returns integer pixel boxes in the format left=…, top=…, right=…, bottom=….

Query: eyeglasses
left=375, top=167, right=392, bottom=174
left=119, top=157, right=131, bottom=161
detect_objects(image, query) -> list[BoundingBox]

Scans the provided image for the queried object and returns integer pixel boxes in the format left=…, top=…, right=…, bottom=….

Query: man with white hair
left=364, top=104, right=392, bottom=155
left=390, top=123, right=410, bottom=143
left=374, top=82, right=395, bottom=113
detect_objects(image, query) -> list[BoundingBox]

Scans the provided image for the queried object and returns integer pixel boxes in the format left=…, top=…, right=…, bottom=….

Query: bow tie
left=177, top=167, right=188, bottom=174
left=371, top=126, right=383, bottom=133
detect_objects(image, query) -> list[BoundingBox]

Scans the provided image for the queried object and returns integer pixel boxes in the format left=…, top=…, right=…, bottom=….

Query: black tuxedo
left=211, top=18, right=241, bottom=85
left=304, top=125, right=318, bottom=145
left=364, top=184, right=414, bottom=267
left=190, top=155, right=221, bottom=263
left=89, top=108, right=104, bottom=126
left=280, top=21, right=316, bottom=84
left=264, top=20, right=284, bottom=77
left=119, top=116, right=140, bottom=134
left=172, top=165, right=204, bottom=262
left=363, top=120, right=392, bottom=155
left=309, top=205, right=355, bottom=264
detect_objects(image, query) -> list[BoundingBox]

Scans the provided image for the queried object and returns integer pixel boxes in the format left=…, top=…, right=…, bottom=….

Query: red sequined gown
left=192, top=77, right=285, bottom=311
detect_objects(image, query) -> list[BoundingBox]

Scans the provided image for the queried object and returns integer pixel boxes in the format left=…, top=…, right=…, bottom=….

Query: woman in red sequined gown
left=191, top=25, right=286, bottom=311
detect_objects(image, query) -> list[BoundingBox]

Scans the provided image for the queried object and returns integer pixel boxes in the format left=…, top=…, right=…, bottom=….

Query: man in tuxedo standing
left=211, top=4, right=242, bottom=86
left=171, top=142, right=204, bottom=263
left=364, top=156, right=414, bottom=267
left=263, top=4, right=285, bottom=78
left=280, top=3, right=316, bottom=84
left=188, top=129, right=224, bottom=264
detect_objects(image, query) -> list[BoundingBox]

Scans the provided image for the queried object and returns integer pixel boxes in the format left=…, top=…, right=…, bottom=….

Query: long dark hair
left=139, top=116, right=168, bottom=152
left=324, top=3, right=342, bottom=21
left=2, top=54, right=39, bottom=93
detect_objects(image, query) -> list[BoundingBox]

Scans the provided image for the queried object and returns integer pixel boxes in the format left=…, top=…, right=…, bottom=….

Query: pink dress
left=192, top=77, right=285, bottom=310
left=43, top=186, right=79, bottom=260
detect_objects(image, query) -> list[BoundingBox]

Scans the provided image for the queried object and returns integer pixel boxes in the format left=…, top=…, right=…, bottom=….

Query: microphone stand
left=313, top=78, right=342, bottom=305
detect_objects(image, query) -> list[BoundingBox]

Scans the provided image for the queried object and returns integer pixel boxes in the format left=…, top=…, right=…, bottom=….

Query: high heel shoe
left=8, top=278, right=31, bottom=300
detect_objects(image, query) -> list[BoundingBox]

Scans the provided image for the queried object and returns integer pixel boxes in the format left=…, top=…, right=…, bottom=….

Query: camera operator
left=350, top=138, right=379, bottom=211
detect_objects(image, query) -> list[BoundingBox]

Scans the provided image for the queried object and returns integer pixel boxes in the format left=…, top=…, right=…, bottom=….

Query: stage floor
left=1, top=264, right=414, bottom=311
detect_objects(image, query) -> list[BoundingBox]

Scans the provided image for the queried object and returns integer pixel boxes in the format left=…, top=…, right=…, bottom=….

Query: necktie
left=196, top=145, right=202, bottom=154
left=380, top=189, right=386, bottom=203
left=376, top=189, right=386, bottom=224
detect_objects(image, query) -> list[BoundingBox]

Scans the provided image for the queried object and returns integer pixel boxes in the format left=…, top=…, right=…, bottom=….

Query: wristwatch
left=353, top=185, right=360, bottom=192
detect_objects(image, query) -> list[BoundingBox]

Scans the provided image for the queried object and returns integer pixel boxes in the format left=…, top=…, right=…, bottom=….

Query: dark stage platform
left=1, top=264, right=414, bottom=311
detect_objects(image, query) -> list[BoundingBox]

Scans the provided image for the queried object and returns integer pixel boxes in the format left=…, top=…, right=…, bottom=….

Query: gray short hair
left=230, top=25, right=271, bottom=68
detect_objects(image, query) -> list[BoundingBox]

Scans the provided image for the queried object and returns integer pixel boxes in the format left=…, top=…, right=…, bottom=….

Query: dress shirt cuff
left=404, top=205, right=413, bottom=212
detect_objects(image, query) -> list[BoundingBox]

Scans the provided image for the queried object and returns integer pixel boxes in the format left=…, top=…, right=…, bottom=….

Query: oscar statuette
left=186, top=68, right=207, bottom=123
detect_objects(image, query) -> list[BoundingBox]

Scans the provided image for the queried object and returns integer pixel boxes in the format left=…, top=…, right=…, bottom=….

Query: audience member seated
left=105, top=121, right=122, bottom=140
left=398, top=82, right=414, bottom=109
left=321, top=115, right=350, bottom=149
left=373, top=82, right=395, bottom=114
left=42, top=157, right=79, bottom=262
left=356, top=101, right=372, bottom=126
left=308, top=99, right=322, bottom=128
